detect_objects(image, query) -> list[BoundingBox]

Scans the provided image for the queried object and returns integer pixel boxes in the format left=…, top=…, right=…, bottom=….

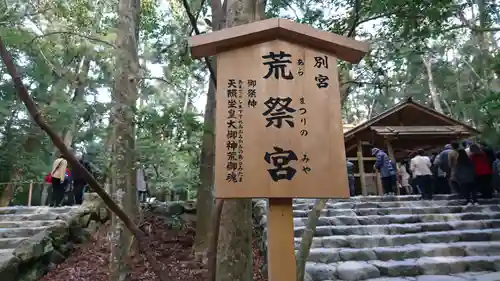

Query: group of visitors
left=369, top=140, right=500, bottom=205
left=44, top=154, right=92, bottom=207
left=44, top=154, right=149, bottom=207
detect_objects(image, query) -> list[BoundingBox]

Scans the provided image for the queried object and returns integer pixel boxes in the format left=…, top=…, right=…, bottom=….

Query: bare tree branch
left=346, top=0, right=361, bottom=37
left=30, top=31, right=115, bottom=48
left=181, top=0, right=217, bottom=87
left=188, top=0, right=207, bottom=36
left=341, top=80, right=406, bottom=88
left=138, top=76, right=172, bottom=84
left=443, top=24, right=500, bottom=33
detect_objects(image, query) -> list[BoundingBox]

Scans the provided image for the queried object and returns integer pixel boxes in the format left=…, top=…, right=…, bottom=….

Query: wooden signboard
left=189, top=18, right=369, bottom=281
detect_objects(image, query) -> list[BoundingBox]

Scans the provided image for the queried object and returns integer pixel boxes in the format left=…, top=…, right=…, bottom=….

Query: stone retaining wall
left=0, top=195, right=110, bottom=281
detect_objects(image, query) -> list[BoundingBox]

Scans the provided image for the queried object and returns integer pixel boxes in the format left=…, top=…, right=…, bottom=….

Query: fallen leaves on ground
left=40, top=212, right=268, bottom=281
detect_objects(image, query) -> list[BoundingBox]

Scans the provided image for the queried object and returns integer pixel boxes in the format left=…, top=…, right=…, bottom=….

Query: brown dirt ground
left=39, top=212, right=267, bottom=281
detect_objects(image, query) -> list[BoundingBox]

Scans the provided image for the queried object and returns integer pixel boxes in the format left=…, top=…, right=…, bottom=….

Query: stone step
left=294, top=229, right=500, bottom=249
left=0, top=220, right=65, bottom=228
left=293, top=199, right=500, bottom=211
left=334, top=272, right=500, bottom=281
left=293, top=195, right=454, bottom=204
left=294, top=212, right=500, bottom=227
left=0, top=226, right=48, bottom=239
left=294, top=194, right=500, bottom=204
left=0, top=237, right=27, bottom=249
left=0, top=206, right=77, bottom=215
left=0, top=213, right=69, bottom=222
left=0, top=248, right=14, bottom=257
left=294, top=219, right=500, bottom=237
left=292, top=205, right=500, bottom=217
left=305, top=255, right=500, bottom=281
left=304, top=241, right=500, bottom=263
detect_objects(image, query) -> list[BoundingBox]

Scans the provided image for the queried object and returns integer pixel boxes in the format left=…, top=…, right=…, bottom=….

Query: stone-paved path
left=0, top=206, right=78, bottom=262
left=292, top=195, right=500, bottom=281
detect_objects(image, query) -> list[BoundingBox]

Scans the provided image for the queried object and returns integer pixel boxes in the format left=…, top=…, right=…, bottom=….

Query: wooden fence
left=0, top=181, right=48, bottom=207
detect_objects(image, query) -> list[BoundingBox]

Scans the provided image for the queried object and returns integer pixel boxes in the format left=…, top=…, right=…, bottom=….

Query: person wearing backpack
left=72, top=155, right=92, bottom=205
left=372, top=148, right=397, bottom=195
left=50, top=154, right=68, bottom=207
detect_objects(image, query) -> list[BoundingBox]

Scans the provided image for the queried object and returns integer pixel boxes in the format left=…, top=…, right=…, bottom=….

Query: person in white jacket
left=410, top=149, right=433, bottom=200
left=50, top=155, right=68, bottom=206
left=398, top=161, right=412, bottom=195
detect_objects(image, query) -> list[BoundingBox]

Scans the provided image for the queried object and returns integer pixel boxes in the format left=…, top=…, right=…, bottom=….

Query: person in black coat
left=454, top=148, right=478, bottom=206
left=72, top=155, right=93, bottom=205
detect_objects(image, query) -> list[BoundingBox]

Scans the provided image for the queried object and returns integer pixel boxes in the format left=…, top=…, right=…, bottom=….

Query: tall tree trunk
left=0, top=167, right=21, bottom=207
left=0, top=110, right=19, bottom=207
left=109, top=0, right=141, bottom=280
left=193, top=0, right=225, bottom=260
left=455, top=57, right=470, bottom=122
left=193, top=76, right=216, bottom=260
left=475, top=0, right=488, bottom=81
left=421, top=54, right=444, bottom=113
left=62, top=57, right=92, bottom=147
left=216, top=1, right=266, bottom=281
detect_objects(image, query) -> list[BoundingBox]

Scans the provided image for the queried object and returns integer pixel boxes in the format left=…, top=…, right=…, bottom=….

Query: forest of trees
left=0, top=0, right=499, bottom=280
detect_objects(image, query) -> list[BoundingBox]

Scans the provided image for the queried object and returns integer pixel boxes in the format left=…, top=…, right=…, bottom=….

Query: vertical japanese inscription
left=247, top=79, right=257, bottom=108
left=237, top=79, right=244, bottom=182
left=261, top=50, right=312, bottom=181
left=226, top=79, right=243, bottom=183
left=298, top=96, right=311, bottom=174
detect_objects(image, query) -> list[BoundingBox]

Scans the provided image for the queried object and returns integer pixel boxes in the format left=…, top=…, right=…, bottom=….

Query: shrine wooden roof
left=189, top=18, right=369, bottom=63
left=370, top=125, right=472, bottom=135
left=344, top=97, right=480, bottom=140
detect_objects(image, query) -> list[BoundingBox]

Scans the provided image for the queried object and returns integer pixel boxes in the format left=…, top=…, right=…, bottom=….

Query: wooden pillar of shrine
left=356, top=140, right=367, bottom=196
left=376, top=171, right=383, bottom=195
left=384, top=136, right=398, bottom=195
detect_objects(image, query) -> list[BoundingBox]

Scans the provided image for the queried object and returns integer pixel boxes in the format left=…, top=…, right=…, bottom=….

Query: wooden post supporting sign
left=189, top=18, right=369, bottom=281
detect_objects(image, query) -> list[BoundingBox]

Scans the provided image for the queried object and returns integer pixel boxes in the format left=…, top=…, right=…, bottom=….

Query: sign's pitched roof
left=189, top=18, right=369, bottom=63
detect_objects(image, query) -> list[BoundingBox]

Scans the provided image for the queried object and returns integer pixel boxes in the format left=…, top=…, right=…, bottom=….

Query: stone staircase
left=294, top=195, right=500, bottom=281
left=0, top=206, right=79, bottom=280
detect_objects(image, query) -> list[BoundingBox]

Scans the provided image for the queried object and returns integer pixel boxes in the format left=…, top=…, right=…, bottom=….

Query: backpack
left=64, top=170, right=70, bottom=183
